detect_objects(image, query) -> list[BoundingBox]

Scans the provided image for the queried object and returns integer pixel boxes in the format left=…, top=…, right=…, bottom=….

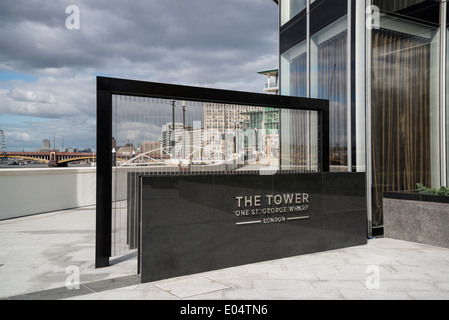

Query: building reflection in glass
left=112, top=96, right=318, bottom=174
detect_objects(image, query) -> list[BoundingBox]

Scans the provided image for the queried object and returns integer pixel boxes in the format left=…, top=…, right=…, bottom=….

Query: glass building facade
left=277, top=0, right=448, bottom=236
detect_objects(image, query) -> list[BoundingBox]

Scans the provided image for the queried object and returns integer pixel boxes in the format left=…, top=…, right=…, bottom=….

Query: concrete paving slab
left=1, top=206, right=449, bottom=300
left=154, top=277, right=231, bottom=299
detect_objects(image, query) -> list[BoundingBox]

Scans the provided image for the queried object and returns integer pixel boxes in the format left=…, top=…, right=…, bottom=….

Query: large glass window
left=280, top=40, right=307, bottom=97
left=280, top=40, right=317, bottom=172
left=371, top=16, right=440, bottom=229
left=280, top=0, right=306, bottom=26
left=280, top=109, right=318, bottom=172
left=310, top=16, right=349, bottom=171
left=447, top=22, right=449, bottom=186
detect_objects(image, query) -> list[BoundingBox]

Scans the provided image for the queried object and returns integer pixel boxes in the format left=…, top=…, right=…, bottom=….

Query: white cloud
left=0, top=0, right=279, bottom=151
left=0, top=75, right=95, bottom=119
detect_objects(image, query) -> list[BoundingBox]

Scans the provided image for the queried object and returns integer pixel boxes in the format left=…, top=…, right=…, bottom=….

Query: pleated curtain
left=371, top=29, right=431, bottom=227
left=317, top=31, right=348, bottom=168
left=288, top=53, right=310, bottom=169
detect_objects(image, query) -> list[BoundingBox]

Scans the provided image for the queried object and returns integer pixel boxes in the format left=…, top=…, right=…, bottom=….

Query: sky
left=0, top=0, right=279, bottom=152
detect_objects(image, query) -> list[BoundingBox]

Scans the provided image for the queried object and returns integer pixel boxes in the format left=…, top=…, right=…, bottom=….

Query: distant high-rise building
left=257, top=69, right=279, bottom=95
left=203, top=103, right=262, bottom=133
left=161, top=122, right=184, bottom=156
left=43, top=139, right=51, bottom=149
left=36, top=139, right=53, bottom=152
left=142, top=142, right=161, bottom=158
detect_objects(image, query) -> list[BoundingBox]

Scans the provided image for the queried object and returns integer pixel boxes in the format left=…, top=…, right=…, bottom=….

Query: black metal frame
left=96, top=76, right=329, bottom=268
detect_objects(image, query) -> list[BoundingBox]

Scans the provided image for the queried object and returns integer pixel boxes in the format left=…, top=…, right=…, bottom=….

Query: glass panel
left=280, top=40, right=317, bottom=172
left=113, top=99, right=280, bottom=174
left=280, top=0, right=306, bottom=26
left=374, top=0, right=440, bottom=26
left=373, top=0, right=426, bottom=13
left=110, top=96, right=325, bottom=254
left=371, top=16, right=440, bottom=230
left=310, top=16, right=348, bottom=172
left=281, top=109, right=318, bottom=172
left=447, top=24, right=449, bottom=186
left=280, top=40, right=307, bottom=97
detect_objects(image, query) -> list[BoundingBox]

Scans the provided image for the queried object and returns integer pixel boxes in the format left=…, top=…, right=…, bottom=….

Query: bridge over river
left=0, top=151, right=97, bottom=167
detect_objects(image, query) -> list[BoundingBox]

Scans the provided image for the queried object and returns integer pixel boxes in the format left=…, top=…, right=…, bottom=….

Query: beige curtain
left=290, top=52, right=307, bottom=97
left=288, top=52, right=309, bottom=169
left=371, top=29, right=431, bottom=227
left=318, top=31, right=348, bottom=167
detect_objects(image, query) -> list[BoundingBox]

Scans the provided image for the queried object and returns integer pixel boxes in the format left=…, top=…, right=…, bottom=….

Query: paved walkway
left=1, top=206, right=449, bottom=300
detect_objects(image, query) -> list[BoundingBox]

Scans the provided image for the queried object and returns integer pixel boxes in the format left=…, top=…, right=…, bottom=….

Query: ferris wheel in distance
left=0, top=130, right=5, bottom=155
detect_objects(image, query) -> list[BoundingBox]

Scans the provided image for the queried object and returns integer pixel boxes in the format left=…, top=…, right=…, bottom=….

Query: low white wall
left=0, top=167, right=96, bottom=220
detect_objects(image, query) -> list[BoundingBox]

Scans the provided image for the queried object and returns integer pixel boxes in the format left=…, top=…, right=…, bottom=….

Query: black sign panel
left=140, top=172, right=366, bottom=283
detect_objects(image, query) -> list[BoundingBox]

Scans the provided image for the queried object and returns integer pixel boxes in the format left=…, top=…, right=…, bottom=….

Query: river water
left=0, top=163, right=93, bottom=169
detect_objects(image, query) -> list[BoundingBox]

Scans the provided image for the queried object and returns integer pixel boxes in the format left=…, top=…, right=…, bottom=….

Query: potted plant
left=416, top=183, right=449, bottom=197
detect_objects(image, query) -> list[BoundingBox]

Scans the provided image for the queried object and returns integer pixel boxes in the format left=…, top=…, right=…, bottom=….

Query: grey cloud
left=1, top=117, right=96, bottom=151
left=0, top=75, right=96, bottom=119
left=0, top=0, right=278, bottom=86
left=0, top=0, right=279, bottom=151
